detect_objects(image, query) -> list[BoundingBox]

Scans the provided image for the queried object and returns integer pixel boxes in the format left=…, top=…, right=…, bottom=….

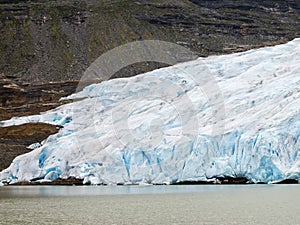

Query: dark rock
left=173, top=177, right=250, bottom=185
left=9, top=177, right=84, bottom=185
left=216, top=177, right=250, bottom=184
left=173, top=180, right=215, bottom=185
left=0, top=0, right=299, bottom=84
left=0, top=122, right=62, bottom=171
left=275, top=179, right=299, bottom=184
left=0, top=75, right=78, bottom=120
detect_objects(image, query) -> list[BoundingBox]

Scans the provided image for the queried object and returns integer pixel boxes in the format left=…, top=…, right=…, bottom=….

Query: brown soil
left=0, top=76, right=78, bottom=121
left=0, top=122, right=61, bottom=171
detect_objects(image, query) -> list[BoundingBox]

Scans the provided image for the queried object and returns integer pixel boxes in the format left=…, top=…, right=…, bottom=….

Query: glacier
left=1, top=38, right=300, bottom=184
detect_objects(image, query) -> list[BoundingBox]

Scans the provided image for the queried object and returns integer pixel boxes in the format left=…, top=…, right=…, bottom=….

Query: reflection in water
left=0, top=185, right=299, bottom=225
left=0, top=184, right=255, bottom=197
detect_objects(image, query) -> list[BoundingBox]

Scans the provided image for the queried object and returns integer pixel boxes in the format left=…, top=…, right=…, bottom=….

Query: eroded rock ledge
left=0, top=122, right=62, bottom=171
left=3, top=177, right=299, bottom=186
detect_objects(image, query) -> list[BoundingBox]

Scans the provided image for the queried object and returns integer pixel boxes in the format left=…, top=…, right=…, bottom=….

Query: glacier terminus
left=1, top=39, right=300, bottom=185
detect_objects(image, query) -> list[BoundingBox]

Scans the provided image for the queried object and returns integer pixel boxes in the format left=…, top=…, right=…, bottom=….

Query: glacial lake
left=0, top=185, right=299, bottom=225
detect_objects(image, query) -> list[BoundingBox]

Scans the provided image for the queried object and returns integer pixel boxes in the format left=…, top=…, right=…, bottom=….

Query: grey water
left=0, top=185, right=299, bottom=225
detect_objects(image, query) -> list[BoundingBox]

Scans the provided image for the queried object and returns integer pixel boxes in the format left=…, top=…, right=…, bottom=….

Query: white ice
left=1, top=38, right=300, bottom=184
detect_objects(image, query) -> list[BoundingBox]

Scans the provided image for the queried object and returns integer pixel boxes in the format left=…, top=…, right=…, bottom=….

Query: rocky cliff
left=0, top=0, right=299, bottom=84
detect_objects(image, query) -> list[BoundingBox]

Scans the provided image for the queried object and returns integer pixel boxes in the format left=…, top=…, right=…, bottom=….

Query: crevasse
left=1, top=38, right=300, bottom=184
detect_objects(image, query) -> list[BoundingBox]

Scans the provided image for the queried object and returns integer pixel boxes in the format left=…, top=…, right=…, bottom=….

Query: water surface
left=0, top=185, right=299, bottom=225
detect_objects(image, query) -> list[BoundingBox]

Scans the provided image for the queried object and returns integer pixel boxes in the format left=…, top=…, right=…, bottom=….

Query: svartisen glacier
left=1, top=39, right=300, bottom=184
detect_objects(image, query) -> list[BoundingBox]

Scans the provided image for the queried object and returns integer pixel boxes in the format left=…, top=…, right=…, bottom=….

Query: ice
left=27, top=142, right=42, bottom=150
left=1, top=39, right=300, bottom=184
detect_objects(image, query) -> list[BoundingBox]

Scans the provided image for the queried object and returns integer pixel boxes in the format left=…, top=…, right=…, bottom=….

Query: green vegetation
left=0, top=17, right=34, bottom=75
left=0, top=0, right=299, bottom=83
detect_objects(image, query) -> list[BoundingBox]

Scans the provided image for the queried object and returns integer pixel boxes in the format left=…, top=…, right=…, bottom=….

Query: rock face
left=0, top=0, right=299, bottom=84
left=0, top=74, right=78, bottom=121
left=0, top=123, right=61, bottom=171
left=0, top=75, right=77, bottom=170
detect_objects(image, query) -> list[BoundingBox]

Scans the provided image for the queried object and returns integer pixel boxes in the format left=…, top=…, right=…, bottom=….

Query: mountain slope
left=0, top=0, right=300, bottom=83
